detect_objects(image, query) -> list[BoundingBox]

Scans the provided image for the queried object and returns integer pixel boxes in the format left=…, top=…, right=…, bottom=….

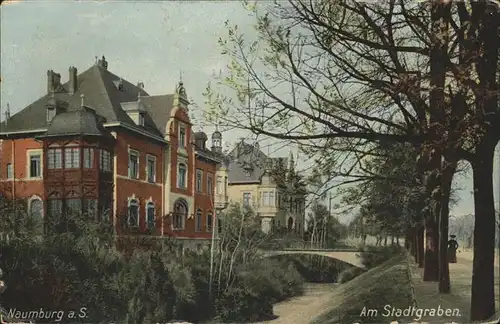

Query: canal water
left=255, top=282, right=339, bottom=324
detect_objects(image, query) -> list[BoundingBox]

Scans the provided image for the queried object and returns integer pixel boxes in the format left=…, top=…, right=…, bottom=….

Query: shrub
left=359, top=245, right=403, bottom=269
left=338, top=267, right=365, bottom=283
left=1, top=207, right=306, bottom=323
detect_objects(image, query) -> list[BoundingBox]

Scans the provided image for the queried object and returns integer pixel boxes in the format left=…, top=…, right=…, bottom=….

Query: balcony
left=214, top=193, right=228, bottom=210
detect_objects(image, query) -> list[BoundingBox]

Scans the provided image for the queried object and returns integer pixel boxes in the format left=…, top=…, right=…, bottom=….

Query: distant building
left=224, top=139, right=306, bottom=234
left=0, top=56, right=228, bottom=250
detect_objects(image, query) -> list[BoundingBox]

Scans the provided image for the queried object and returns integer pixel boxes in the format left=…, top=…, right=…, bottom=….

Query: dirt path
left=254, top=283, right=339, bottom=324
left=410, top=254, right=500, bottom=323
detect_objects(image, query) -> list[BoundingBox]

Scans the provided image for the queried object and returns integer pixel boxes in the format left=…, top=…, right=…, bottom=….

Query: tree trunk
left=417, top=225, right=424, bottom=268
left=438, top=158, right=456, bottom=293
left=384, top=236, right=388, bottom=246
left=424, top=218, right=439, bottom=281
left=470, top=144, right=496, bottom=321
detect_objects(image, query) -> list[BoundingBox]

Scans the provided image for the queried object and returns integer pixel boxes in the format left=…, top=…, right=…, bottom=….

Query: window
left=83, top=199, right=97, bottom=219
left=64, top=147, right=80, bottom=169
left=46, top=107, right=56, bottom=122
left=146, top=155, right=156, bottom=183
left=179, top=126, right=186, bottom=147
left=206, top=212, right=213, bottom=232
left=29, top=197, right=43, bottom=219
left=83, top=148, right=94, bottom=169
left=277, top=193, right=281, bottom=208
left=178, top=163, right=187, bottom=189
left=216, top=176, right=223, bottom=194
left=269, top=191, right=275, bottom=207
left=29, top=153, right=41, bottom=178
left=47, top=199, right=63, bottom=217
left=128, top=150, right=139, bottom=179
left=127, top=199, right=139, bottom=227
left=100, top=150, right=111, bottom=172
left=47, top=149, right=62, bottom=169
left=28, top=197, right=44, bottom=234
left=224, top=176, right=228, bottom=194
left=138, top=112, right=145, bottom=126
left=196, top=169, right=203, bottom=193
left=243, top=192, right=251, bottom=206
left=195, top=209, right=202, bottom=232
left=217, top=218, right=222, bottom=233
left=6, top=163, right=12, bottom=179
left=173, top=199, right=188, bottom=230
left=100, top=200, right=112, bottom=223
left=207, top=174, right=213, bottom=196
left=289, top=198, right=293, bottom=210
left=263, top=192, right=269, bottom=206
left=146, top=202, right=155, bottom=230
left=66, top=198, right=81, bottom=214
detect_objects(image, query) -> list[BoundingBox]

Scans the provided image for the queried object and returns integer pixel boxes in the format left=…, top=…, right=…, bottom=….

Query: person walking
left=447, top=234, right=459, bottom=263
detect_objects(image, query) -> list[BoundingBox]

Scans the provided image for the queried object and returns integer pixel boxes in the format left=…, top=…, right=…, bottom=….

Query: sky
left=0, top=0, right=497, bottom=222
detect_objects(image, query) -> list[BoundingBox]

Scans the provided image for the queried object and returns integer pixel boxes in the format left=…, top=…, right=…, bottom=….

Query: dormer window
left=138, top=112, right=145, bottom=127
left=47, top=107, right=56, bottom=122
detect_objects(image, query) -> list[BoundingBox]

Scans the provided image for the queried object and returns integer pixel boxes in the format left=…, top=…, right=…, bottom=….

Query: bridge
left=259, top=248, right=365, bottom=268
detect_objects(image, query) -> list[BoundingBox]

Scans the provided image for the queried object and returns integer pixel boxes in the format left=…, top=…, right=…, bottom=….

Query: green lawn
left=312, top=255, right=414, bottom=323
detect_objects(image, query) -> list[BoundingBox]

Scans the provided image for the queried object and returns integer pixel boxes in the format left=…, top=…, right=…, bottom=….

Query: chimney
left=4, top=103, right=11, bottom=126
left=47, top=70, right=62, bottom=94
left=69, top=66, right=77, bottom=95
left=97, top=55, right=108, bottom=70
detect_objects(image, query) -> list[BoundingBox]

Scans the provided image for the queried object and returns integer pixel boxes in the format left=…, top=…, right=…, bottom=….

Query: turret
left=211, top=127, right=222, bottom=154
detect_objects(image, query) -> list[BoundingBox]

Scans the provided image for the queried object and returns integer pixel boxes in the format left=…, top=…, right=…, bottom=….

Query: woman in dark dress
left=448, top=235, right=459, bottom=263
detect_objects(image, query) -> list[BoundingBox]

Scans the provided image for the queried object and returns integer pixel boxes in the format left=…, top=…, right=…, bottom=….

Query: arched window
left=206, top=211, right=213, bottom=232
left=29, top=197, right=43, bottom=219
left=146, top=202, right=155, bottom=230
left=127, top=199, right=139, bottom=227
left=178, top=163, right=187, bottom=189
left=195, top=209, right=202, bottom=232
left=173, top=199, right=188, bottom=230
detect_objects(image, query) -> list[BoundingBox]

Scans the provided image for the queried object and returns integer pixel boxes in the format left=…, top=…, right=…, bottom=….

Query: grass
left=311, top=255, right=414, bottom=324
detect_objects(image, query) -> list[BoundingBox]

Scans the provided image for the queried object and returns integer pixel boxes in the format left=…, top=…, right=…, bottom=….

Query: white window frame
left=179, top=124, right=186, bottom=148
left=145, top=199, right=155, bottom=230
left=196, top=169, right=203, bottom=193
left=127, top=197, right=139, bottom=228
left=206, top=211, right=213, bottom=232
left=146, top=154, right=157, bottom=183
left=128, top=149, right=139, bottom=179
left=83, top=148, right=94, bottom=169
left=269, top=191, right=275, bottom=207
left=27, top=195, right=44, bottom=218
left=195, top=208, right=202, bottom=232
left=177, top=162, right=187, bottom=189
left=172, top=199, right=188, bottom=230
left=138, top=112, right=145, bottom=127
left=243, top=192, right=251, bottom=207
left=26, top=149, right=43, bottom=179
left=100, top=149, right=112, bottom=172
left=64, top=147, right=80, bottom=169
left=207, top=173, right=213, bottom=196
left=216, top=176, right=223, bottom=194
left=47, top=148, right=62, bottom=170
left=262, top=192, right=269, bottom=206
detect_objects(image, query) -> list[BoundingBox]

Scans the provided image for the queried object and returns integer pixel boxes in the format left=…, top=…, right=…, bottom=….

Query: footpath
left=409, top=252, right=500, bottom=323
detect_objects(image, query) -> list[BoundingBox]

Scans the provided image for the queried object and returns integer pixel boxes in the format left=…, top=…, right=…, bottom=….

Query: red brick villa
left=0, top=56, right=229, bottom=250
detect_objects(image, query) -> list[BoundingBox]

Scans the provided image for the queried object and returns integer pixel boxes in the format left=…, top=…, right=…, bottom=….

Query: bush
left=1, top=208, right=306, bottom=323
left=338, top=267, right=365, bottom=283
left=359, top=245, right=403, bottom=269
